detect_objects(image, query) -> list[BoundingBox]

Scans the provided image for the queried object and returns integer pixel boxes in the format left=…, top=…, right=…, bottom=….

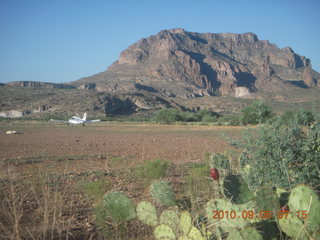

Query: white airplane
left=50, top=113, right=100, bottom=126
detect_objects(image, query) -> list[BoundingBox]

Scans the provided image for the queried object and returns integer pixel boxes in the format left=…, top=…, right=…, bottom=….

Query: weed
left=130, top=159, right=169, bottom=189
left=183, top=163, right=212, bottom=214
left=78, top=180, right=111, bottom=205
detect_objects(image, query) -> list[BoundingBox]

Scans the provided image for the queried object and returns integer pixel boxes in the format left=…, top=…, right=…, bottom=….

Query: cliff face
left=2, top=29, right=320, bottom=117
left=76, top=28, right=319, bottom=98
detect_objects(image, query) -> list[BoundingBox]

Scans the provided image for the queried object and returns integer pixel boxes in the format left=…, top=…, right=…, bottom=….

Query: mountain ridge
left=73, top=28, right=319, bottom=98
left=1, top=29, right=320, bottom=117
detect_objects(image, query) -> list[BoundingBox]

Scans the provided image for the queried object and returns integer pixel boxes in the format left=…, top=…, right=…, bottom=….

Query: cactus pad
left=288, top=185, right=320, bottom=233
left=221, top=174, right=254, bottom=204
left=241, top=227, right=263, bottom=240
left=160, top=209, right=180, bottom=234
left=154, top=224, right=176, bottom=240
left=102, top=191, right=136, bottom=223
left=179, top=211, right=192, bottom=235
left=206, top=199, right=247, bottom=229
left=151, top=180, right=176, bottom=206
left=278, top=214, right=309, bottom=239
left=254, top=188, right=279, bottom=213
left=228, top=227, right=263, bottom=240
left=178, top=236, right=193, bottom=240
left=136, top=201, right=158, bottom=226
left=188, top=226, right=205, bottom=240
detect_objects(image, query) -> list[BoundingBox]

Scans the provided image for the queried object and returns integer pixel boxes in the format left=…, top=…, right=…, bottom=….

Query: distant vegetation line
left=1, top=101, right=319, bottom=127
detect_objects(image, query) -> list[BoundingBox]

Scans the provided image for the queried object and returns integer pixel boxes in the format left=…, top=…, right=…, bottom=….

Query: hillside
left=74, top=28, right=320, bottom=97
left=1, top=29, right=320, bottom=118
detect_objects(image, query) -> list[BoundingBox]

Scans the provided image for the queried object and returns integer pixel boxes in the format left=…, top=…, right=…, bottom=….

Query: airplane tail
left=82, top=113, right=87, bottom=121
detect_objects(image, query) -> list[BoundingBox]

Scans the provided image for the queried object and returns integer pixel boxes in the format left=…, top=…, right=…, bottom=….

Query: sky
left=0, top=0, right=320, bottom=83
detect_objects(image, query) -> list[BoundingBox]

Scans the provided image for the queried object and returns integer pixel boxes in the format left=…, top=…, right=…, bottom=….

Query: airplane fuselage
left=68, top=119, right=85, bottom=124
left=50, top=113, right=100, bottom=126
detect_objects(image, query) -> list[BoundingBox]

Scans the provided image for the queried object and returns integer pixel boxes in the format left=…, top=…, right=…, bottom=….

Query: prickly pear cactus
left=188, top=226, right=205, bottom=240
left=221, top=174, right=254, bottom=204
left=154, top=224, right=176, bottom=240
left=160, top=209, right=180, bottom=234
left=102, top=191, right=136, bottom=223
left=206, top=199, right=247, bottom=229
left=179, top=211, right=192, bottom=235
left=288, top=185, right=320, bottom=233
left=254, top=188, right=279, bottom=214
left=278, top=214, right=309, bottom=239
left=276, top=187, right=290, bottom=207
left=227, top=227, right=263, bottom=240
left=136, top=201, right=158, bottom=227
left=178, top=236, right=193, bottom=240
left=151, top=180, right=177, bottom=206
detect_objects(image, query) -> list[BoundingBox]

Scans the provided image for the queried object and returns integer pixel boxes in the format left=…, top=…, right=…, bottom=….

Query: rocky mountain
left=74, top=28, right=319, bottom=98
left=1, top=29, right=320, bottom=117
left=6, top=81, right=74, bottom=89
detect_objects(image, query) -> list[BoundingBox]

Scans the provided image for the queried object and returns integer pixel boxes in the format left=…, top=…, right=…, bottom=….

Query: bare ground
left=0, top=121, right=248, bottom=239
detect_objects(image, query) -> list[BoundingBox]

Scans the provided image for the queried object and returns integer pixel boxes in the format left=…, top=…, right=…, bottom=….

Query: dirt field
left=0, top=121, right=246, bottom=164
left=0, top=121, right=249, bottom=239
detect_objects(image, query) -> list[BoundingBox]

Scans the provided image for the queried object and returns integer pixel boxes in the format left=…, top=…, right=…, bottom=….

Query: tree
left=241, top=101, right=273, bottom=124
left=235, top=111, right=320, bottom=191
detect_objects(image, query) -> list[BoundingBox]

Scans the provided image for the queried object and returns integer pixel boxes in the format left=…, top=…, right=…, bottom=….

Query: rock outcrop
left=6, top=81, right=74, bottom=89
left=75, top=28, right=319, bottom=98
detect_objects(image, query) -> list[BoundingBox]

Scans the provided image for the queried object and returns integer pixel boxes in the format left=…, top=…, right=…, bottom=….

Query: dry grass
left=0, top=122, right=247, bottom=239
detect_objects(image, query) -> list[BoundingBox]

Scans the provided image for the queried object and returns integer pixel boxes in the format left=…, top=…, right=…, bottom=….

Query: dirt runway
left=0, top=122, right=245, bottom=164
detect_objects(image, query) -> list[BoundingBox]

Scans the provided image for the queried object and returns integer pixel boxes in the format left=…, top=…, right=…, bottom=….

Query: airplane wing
left=84, top=119, right=101, bottom=123
left=50, top=119, right=70, bottom=123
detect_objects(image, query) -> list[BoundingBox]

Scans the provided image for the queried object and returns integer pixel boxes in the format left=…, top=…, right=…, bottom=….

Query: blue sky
left=0, top=0, right=319, bottom=83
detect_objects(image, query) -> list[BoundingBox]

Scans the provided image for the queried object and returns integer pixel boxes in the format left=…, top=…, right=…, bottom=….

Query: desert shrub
left=151, top=108, right=183, bottom=124
left=218, top=114, right=243, bottom=126
left=201, top=115, right=217, bottom=123
left=210, top=152, right=230, bottom=170
left=196, top=109, right=217, bottom=121
left=235, top=111, right=320, bottom=191
left=281, top=109, right=315, bottom=126
left=152, top=108, right=218, bottom=124
left=133, top=159, right=169, bottom=181
left=78, top=179, right=111, bottom=204
left=180, top=111, right=199, bottom=122
left=241, top=101, right=273, bottom=124
left=184, top=163, right=212, bottom=212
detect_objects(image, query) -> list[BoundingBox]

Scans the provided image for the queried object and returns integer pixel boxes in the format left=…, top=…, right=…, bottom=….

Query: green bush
left=78, top=180, right=110, bottom=204
left=236, top=110, right=320, bottom=191
left=180, top=111, right=200, bottom=122
left=241, top=101, right=273, bottom=124
left=151, top=108, right=183, bottom=124
left=281, top=109, right=315, bottom=126
left=201, top=115, right=217, bottom=123
left=218, top=114, right=243, bottom=126
left=151, top=108, right=218, bottom=124
left=133, top=159, right=169, bottom=181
